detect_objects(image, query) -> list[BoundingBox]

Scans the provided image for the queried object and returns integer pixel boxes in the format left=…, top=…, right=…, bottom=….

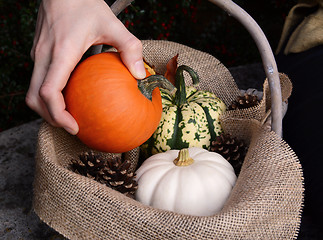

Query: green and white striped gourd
left=149, top=65, right=226, bottom=154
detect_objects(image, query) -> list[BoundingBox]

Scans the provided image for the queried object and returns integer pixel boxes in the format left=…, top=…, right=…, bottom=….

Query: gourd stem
left=174, top=65, right=199, bottom=106
left=173, top=148, right=194, bottom=166
left=138, top=75, right=176, bottom=101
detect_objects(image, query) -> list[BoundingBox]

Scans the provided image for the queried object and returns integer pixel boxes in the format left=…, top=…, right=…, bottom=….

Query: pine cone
left=209, top=133, right=248, bottom=175
left=70, top=152, right=138, bottom=197
left=228, top=93, right=260, bottom=110
left=70, top=151, right=106, bottom=181
left=102, top=157, right=138, bottom=197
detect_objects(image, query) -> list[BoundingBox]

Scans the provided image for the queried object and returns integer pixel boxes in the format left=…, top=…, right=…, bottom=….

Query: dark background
left=0, top=0, right=296, bottom=132
left=2, top=1, right=323, bottom=239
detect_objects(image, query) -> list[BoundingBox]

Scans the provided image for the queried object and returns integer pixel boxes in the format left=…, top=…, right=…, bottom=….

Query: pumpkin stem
left=138, top=75, right=176, bottom=101
left=174, top=65, right=199, bottom=106
left=173, top=148, right=194, bottom=166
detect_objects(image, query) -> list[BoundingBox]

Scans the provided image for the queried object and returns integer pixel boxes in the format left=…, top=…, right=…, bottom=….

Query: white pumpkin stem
left=173, top=148, right=194, bottom=166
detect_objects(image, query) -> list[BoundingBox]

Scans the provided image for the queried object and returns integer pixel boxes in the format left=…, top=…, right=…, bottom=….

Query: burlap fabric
left=33, top=40, right=303, bottom=239
left=276, top=0, right=323, bottom=54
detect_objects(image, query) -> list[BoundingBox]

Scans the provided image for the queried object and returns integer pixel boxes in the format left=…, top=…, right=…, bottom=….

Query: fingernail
left=133, top=60, right=146, bottom=79
left=64, top=126, right=78, bottom=135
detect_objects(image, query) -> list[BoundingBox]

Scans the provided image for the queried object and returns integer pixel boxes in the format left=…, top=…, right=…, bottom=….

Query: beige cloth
left=276, top=0, right=323, bottom=54
left=33, top=41, right=303, bottom=239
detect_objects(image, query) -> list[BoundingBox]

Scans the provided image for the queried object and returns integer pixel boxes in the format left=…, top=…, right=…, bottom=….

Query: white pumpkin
left=135, top=147, right=237, bottom=216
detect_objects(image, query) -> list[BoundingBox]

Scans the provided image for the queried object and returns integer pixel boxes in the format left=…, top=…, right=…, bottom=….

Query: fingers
left=27, top=38, right=80, bottom=135
left=26, top=27, right=55, bottom=123
left=105, top=19, right=146, bottom=79
left=118, top=37, right=147, bottom=79
left=39, top=54, right=80, bottom=135
left=26, top=0, right=146, bottom=136
left=26, top=48, right=53, bottom=126
left=30, top=2, right=44, bottom=61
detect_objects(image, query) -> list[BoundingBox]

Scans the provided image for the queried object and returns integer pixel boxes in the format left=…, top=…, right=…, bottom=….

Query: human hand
left=26, top=0, right=146, bottom=135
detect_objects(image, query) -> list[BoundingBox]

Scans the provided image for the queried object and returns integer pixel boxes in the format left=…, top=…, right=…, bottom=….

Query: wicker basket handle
left=209, top=0, right=282, bottom=136
left=91, top=0, right=283, bottom=137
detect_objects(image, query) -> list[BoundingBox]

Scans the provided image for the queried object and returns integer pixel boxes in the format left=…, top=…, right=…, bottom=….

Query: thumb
left=110, top=29, right=146, bottom=79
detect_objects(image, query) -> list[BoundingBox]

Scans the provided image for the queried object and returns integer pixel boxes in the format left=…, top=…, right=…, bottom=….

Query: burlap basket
left=33, top=1, right=304, bottom=239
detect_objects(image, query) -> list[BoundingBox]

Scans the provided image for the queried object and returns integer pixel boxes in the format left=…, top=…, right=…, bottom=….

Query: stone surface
left=0, top=119, right=66, bottom=239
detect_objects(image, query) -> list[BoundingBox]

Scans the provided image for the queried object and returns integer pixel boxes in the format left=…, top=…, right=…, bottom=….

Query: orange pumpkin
left=64, top=52, right=169, bottom=153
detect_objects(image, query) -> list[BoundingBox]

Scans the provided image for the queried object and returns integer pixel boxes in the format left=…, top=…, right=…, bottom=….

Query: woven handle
left=91, top=0, right=283, bottom=137
left=209, top=0, right=283, bottom=136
